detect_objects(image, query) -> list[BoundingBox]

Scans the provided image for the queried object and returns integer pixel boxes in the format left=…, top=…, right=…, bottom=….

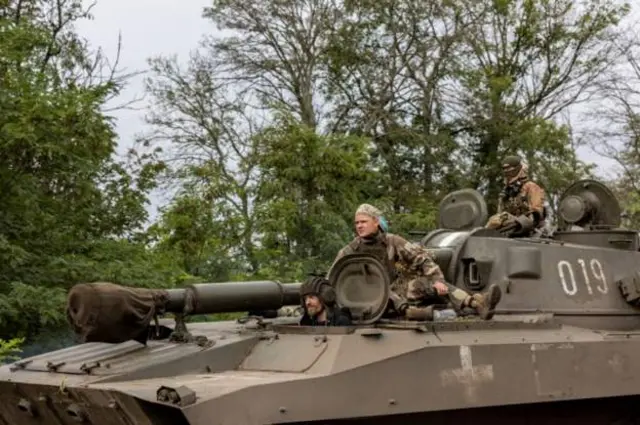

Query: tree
left=584, top=26, right=640, bottom=227
left=148, top=193, right=242, bottom=280
left=253, top=113, right=375, bottom=277
left=324, top=0, right=629, bottom=214
left=202, top=0, right=338, bottom=131
left=452, top=0, right=629, bottom=210
left=325, top=0, right=467, bottom=216
left=139, top=53, right=263, bottom=273
left=0, top=0, right=171, bottom=340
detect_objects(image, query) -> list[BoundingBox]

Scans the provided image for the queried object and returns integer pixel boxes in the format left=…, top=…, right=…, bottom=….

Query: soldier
left=485, top=156, right=546, bottom=236
left=328, top=204, right=502, bottom=320
left=299, top=275, right=352, bottom=326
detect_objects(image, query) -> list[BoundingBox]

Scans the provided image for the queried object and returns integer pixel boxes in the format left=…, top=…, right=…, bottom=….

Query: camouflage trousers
left=402, top=277, right=471, bottom=311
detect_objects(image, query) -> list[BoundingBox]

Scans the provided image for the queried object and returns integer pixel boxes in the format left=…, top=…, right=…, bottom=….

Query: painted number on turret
left=557, top=259, right=608, bottom=297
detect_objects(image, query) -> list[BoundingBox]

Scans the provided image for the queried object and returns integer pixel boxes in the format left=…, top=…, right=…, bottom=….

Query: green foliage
left=453, top=0, right=629, bottom=210
left=253, top=113, right=376, bottom=276
left=0, top=239, right=188, bottom=339
left=0, top=0, right=179, bottom=341
left=0, top=1, right=154, bottom=293
left=0, top=283, right=67, bottom=339
left=148, top=194, right=244, bottom=281
left=387, top=201, right=440, bottom=237
left=0, top=337, right=24, bottom=363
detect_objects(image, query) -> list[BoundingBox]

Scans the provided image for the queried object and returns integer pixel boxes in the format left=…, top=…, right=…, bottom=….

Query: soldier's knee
left=450, top=288, right=469, bottom=302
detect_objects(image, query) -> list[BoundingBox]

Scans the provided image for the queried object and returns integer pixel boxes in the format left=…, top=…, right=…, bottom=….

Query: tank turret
left=417, top=179, right=640, bottom=330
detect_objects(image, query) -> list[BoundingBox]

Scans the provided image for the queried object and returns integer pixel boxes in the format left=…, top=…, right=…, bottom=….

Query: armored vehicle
left=2, top=179, right=640, bottom=425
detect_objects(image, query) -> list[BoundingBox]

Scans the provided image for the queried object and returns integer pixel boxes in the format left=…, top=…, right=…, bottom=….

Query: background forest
left=1, top=0, right=640, bottom=359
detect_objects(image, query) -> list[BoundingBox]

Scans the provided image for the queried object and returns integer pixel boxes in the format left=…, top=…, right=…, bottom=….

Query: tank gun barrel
left=165, top=280, right=302, bottom=315
left=65, top=280, right=303, bottom=345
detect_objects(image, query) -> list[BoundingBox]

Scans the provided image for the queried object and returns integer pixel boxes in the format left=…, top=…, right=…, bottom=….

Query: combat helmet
left=502, top=155, right=523, bottom=180
left=299, top=275, right=336, bottom=308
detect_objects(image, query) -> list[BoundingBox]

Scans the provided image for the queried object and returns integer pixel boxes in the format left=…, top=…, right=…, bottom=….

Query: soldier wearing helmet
left=299, top=275, right=352, bottom=326
left=327, top=203, right=502, bottom=320
left=485, top=155, right=546, bottom=236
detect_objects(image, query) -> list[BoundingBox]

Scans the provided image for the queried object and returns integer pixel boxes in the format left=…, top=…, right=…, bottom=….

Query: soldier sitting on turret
left=328, top=204, right=502, bottom=320
left=299, top=275, right=352, bottom=326
left=485, top=155, right=546, bottom=237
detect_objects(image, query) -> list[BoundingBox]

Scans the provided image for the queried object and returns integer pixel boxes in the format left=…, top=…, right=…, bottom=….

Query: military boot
left=471, top=284, right=502, bottom=320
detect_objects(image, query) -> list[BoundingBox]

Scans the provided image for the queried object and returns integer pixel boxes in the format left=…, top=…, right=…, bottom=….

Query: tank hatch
left=557, top=179, right=621, bottom=230
left=328, top=253, right=390, bottom=325
left=554, top=179, right=638, bottom=250
left=438, top=188, right=488, bottom=230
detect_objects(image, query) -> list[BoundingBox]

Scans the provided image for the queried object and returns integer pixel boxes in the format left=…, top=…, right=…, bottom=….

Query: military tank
left=2, top=178, right=640, bottom=425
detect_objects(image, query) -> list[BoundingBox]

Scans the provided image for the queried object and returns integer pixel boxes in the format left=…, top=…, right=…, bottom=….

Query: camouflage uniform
left=329, top=204, right=501, bottom=318
left=329, top=231, right=472, bottom=310
left=486, top=156, right=546, bottom=235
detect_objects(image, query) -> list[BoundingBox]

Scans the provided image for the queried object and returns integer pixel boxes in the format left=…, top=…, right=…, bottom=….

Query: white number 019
left=557, top=259, right=608, bottom=297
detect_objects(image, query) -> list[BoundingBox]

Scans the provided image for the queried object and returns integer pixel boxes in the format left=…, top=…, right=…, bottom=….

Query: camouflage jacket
left=327, top=232, right=445, bottom=295
left=498, top=178, right=545, bottom=220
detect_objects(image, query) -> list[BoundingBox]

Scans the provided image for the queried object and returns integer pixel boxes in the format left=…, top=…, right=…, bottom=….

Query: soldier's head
left=502, top=155, right=523, bottom=182
left=300, top=276, right=336, bottom=317
left=354, top=203, right=388, bottom=237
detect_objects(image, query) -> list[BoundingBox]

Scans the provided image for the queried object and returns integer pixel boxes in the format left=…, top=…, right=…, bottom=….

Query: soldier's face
left=355, top=214, right=379, bottom=237
left=503, top=165, right=519, bottom=180
left=304, top=295, right=323, bottom=316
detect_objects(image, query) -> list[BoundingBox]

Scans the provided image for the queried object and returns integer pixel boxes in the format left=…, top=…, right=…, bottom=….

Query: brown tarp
left=66, top=282, right=171, bottom=345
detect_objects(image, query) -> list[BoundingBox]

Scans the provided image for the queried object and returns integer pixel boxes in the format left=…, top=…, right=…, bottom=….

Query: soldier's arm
left=389, top=235, right=446, bottom=284
left=524, top=182, right=545, bottom=217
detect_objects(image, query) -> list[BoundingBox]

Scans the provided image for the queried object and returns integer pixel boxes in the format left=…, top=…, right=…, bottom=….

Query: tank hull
left=3, top=315, right=640, bottom=425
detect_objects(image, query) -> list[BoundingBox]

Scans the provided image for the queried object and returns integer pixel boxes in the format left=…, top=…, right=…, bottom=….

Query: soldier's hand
left=485, top=214, right=501, bottom=229
left=433, top=281, right=449, bottom=296
left=486, top=212, right=509, bottom=229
